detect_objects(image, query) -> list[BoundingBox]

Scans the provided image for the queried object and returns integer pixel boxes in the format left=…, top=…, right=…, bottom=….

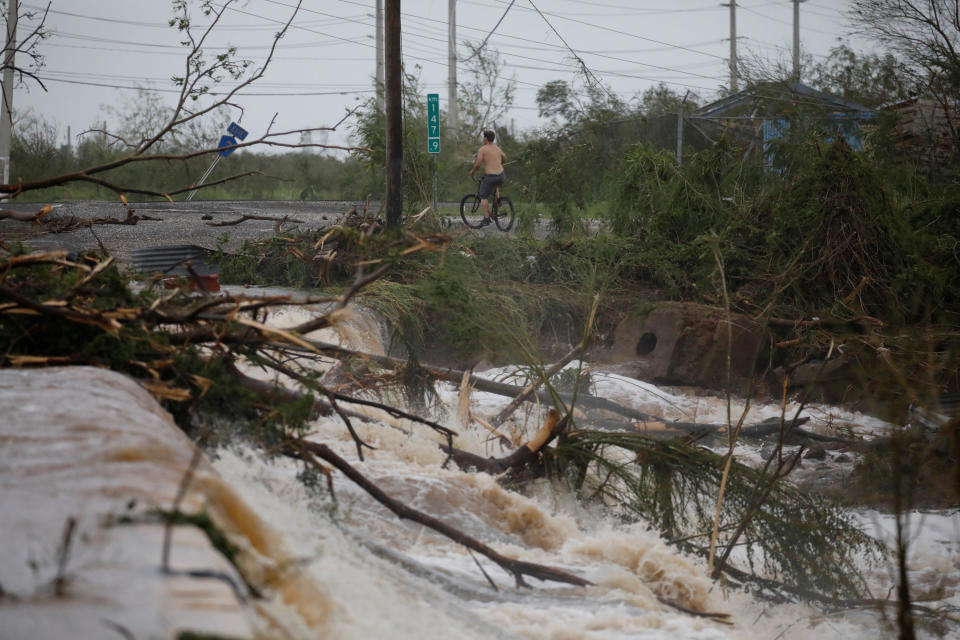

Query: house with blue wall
left=694, top=82, right=877, bottom=163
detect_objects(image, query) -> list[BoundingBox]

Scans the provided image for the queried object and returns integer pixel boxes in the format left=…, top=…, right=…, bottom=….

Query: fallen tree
left=0, top=244, right=603, bottom=591
left=0, top=240, right=901, bottom=613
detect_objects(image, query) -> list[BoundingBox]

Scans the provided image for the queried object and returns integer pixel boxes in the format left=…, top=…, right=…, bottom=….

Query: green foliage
left=547, top=430, right=880, bottom=600
left=604, top=128, right=959, bottom=323
left=605, top=141, right=759, bottom=297
left=356, top=232, right=653, bottom=366
left=808, top=44, right=911, bottom=108
left=759, top=137, right=947, bottom=322
left=409, top=251, right=530, bottom=361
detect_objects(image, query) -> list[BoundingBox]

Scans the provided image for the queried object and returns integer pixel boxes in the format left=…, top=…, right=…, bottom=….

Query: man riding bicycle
left=468, top=130, right=506, bottom=226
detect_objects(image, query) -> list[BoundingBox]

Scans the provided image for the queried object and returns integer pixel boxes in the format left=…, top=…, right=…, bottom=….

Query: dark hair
left=483, top=130, right=495, bottom=142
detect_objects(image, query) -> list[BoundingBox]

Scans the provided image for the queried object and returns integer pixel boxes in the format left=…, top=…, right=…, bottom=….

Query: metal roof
left=697, top=82, right=877, bottom=118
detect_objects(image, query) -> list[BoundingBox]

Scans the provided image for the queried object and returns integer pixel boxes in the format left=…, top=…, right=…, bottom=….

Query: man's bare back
left=475, top=141, right=506, bottom=175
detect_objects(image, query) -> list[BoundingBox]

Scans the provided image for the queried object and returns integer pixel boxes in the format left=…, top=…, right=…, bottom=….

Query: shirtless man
left=468, top=130, right=506, bottom=226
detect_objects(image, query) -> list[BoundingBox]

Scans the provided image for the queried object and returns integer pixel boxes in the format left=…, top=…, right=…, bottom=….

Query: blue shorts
left=479, top=173, right=504, bottom=198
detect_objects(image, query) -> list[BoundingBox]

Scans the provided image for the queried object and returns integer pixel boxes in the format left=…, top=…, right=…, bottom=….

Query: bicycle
left=459, top=179, right=515, bottom=231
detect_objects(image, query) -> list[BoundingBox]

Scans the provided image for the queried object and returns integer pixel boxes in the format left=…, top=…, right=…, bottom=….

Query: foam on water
left=4, top=299, right=956, bottom=639
left=208, top=302, right=955, bottom=639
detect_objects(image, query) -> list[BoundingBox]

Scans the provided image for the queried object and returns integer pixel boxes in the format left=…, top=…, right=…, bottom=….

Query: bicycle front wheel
left=459, top=194, right=484, bottom=229
left=494, top=196, right=515, bottom=231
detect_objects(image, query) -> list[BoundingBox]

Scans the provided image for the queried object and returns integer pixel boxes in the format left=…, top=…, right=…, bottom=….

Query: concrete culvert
left=636, top=332, right=657, bottom=356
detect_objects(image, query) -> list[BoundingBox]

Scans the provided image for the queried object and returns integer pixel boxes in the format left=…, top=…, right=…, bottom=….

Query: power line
left=525, top=0, right=618, bottom=101
left=332, top=0, right=729, bottom=62
left=482, top=0, right=728, bottom=60
left=738, top=3, right=847, bottom=37
left=39, top=67, right=375, bottom=90
left=499, top=0, right=724, bottom=13
left=802, top=0, right=851, bottom=20
left=401, top=18, right=725, bottom=83
left=397, top=6, right=726, bottom=83
left=33, top=0, right=734, bottom=127
left=34, top=74, right=379, bottom=97
left=40, top=41, right=374, bottom=62
left=463, top=0, right=516, bottom=61
left=23, top=3, right=366, bottom=32
left=49, top=28, right=367, bottom=51
left=217, top=0, right=722, bottom=97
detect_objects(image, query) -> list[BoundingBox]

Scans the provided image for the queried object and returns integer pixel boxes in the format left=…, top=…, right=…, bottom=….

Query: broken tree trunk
left=442, top=408, right=568, bottom=475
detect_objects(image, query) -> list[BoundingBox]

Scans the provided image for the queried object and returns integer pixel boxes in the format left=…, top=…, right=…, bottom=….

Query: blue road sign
left=427, top=93, right=440, bottom=154
left=218, top=135, right=237, bottom=157
left=227, top=122, right=249, bottom=140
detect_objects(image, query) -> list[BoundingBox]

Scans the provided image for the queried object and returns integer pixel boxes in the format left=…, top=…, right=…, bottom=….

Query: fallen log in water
left=442, top=408, right=569, bottom=475
left=279, top=338, right=663, bottom=423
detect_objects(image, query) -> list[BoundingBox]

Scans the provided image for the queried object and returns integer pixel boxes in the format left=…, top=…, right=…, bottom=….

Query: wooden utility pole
left=727, top=0, right=737, bottom=92
left=376, top=0, right=384, bottom=112
left=384, top=0, right=403, bottom=227
left=0, top=0, right=18, bottom=187
left=447, top=0, right=458, bottom=128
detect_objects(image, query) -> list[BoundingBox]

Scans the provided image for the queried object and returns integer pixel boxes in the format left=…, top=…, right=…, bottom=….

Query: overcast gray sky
left=15, top=0, right=871, bottom=154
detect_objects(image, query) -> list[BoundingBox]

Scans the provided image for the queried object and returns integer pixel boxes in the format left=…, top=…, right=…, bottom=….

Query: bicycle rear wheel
left=459, top=194, right=484, bottom=229
left=494, top=196, right=515, bottom=231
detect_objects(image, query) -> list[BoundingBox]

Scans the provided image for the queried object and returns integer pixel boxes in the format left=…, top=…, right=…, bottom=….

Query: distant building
left=693, top=82, right=877, bottom=164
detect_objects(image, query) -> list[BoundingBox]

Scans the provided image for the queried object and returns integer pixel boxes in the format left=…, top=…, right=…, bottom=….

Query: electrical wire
left=484, top=0, right=724, bottom=14
left=34, top=0, right=852, bottom=125
left=23, top=3, right=366, bottom=32
left=480, top=0, right=728, bottom=60
left=463, top=0, right=516, bottom=61
left=524, top=0, right=614, bottom=100
left=738, top=3, right=848, bottom=37
left=34, top=74, right=379, bottom=97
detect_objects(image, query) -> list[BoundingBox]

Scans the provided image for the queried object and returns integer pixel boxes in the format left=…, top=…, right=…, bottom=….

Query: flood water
left=207, top=305, right=959, bottom=639
left=1, top=302, right=957, bottom=639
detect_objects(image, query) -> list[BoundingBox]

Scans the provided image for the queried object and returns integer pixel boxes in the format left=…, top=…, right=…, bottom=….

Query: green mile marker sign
left=427, top=93, right=440, bottom=154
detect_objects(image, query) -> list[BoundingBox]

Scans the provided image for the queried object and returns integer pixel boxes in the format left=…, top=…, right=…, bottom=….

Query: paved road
left=1, top=200, right=376, bottom=265
left=1, top=199, right=549, bottom=268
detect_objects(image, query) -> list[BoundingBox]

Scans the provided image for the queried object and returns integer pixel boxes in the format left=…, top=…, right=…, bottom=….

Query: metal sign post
left=186, top=121, right=249, bottom=201
left=427, top=94, right=440, bottom=214
left=427, top=93, right=440, bottom=154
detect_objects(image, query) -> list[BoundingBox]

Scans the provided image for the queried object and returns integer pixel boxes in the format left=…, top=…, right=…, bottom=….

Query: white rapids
left=0, top=302, right=957, bottom=639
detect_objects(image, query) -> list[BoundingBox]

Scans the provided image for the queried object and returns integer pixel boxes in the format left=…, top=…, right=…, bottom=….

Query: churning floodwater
left=206, top=303, right=959, bottom=639
left=1, top=301, right=957, bottom=639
